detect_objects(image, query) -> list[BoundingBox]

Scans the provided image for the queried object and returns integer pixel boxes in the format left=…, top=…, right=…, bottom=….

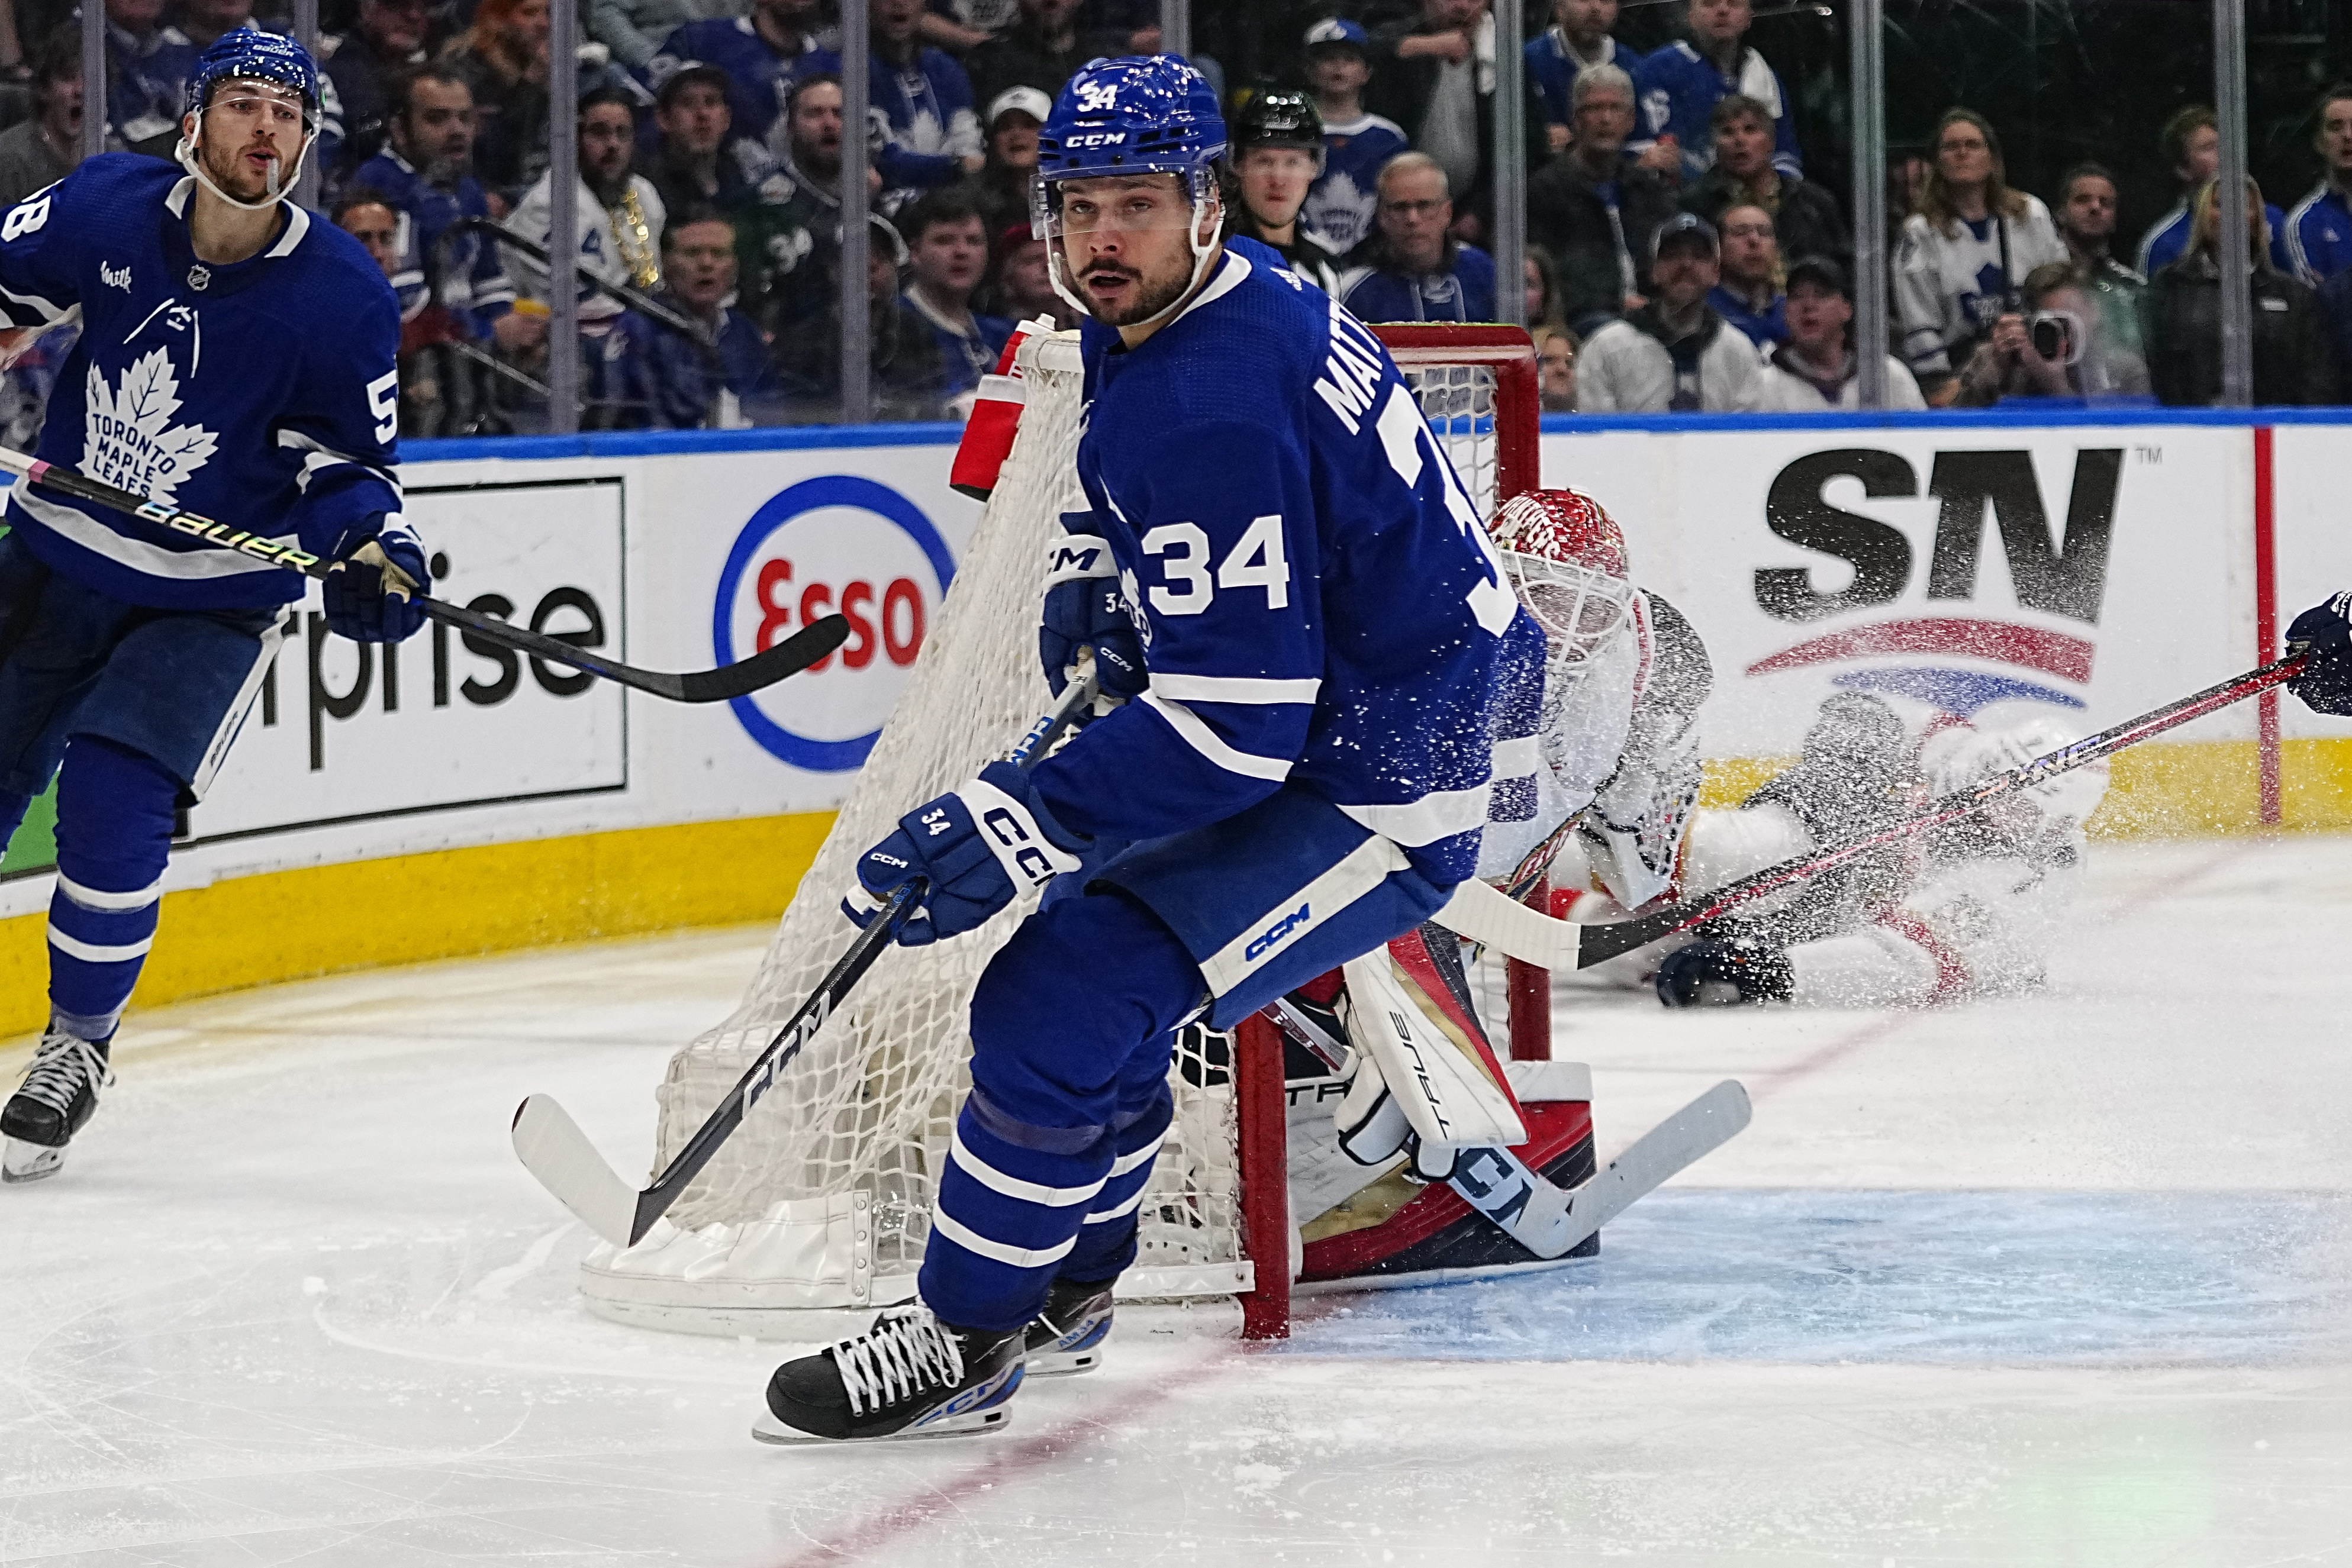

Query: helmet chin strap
left=175, top=118, right=315, bottom=214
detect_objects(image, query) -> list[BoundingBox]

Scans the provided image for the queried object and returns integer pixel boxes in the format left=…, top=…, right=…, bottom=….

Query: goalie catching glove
left=1039, top=512, right=1148, bottom=701
left=322, top=525, right=429, bottom=643
left=843, top=761, right=1089, bottom=945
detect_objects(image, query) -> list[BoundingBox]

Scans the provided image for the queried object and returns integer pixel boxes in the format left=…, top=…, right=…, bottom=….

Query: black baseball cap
left=656, top=60, right=730, bottom=111
left=1785, top=254, right=1851, bottom=296
left=1650, top=212, right=1719, bottom=257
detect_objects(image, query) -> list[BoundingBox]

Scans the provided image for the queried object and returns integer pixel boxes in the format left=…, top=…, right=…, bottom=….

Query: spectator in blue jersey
left=965, top=0, right=1096, bottom=120
left=2147, top=176, right=2340, bottom=406
left=591, top=0, right=736, bottom=73
left=2135, top=105, right=2292, bottom=279
left=1681, top=93, right=1844, bottom=275
left=607, top=209, right=774, bottom=427
left=1630, top=0, right=1800, bottom=186
left=1525, top=0, right=1639, bottom=157
left=1575, top=212, right=1765, bottom=411
left=355, top=67, right=526, bottom=349
left=1525, top=63, right=1678, bottom=334
left=1336, top=151, right=1499, bottom=323
left=969, top=85, right=1048, bottom=241
left=646, top=0, right=832, bottom=151
left=104, top=0, right=188, bottom=144
left=1709, top=201, right=1784, bottom=347
left=897, top=188, right=1011, bottom=405
left=867, top=0, right=984, bottom=206
left=2287, top=84, right=2352, bottom=286
left=1298, top=18, right=1409, bottom=258
left=337, top=185, right=502, bottom=435
left=326, top=0, right=434, bottom=175
left=640, top=60, right=784, bottom=220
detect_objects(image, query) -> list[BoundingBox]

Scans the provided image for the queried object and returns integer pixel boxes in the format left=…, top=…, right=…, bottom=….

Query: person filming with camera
left=1955, top=260, right=2150, bottom=406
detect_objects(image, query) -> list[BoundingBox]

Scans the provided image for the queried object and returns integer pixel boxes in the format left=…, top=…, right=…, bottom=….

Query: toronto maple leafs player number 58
left=753, top=54, right=1545, bottom=1444
left=0, top=31, right=425, bottom=1183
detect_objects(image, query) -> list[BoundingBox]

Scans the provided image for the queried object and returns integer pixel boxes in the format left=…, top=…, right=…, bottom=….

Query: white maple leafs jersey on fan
left=1030, top=236, right=1546, bottom=886
left=0, top=154, right=407, bottom=610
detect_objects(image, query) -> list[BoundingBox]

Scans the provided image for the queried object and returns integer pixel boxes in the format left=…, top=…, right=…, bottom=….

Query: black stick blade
left=676, top=614, right=851, bottom=703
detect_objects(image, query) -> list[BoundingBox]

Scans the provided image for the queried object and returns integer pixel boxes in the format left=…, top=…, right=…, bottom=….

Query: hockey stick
left=1266, top=995, right=1749, bottom=1258
left=0, top=448, right=848, bottom=704
left=513, top=674, right=1102, bottom=1249
left=1437, top=650, right=2313, bottom=971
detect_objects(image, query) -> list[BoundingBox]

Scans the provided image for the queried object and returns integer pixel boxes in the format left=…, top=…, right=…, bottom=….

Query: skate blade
left=750, top=1405, right=1012, bottom=1445
left=1, top=1138, right=63, bottom=1183
left=1024, top=1346, right=1103, bottom=1376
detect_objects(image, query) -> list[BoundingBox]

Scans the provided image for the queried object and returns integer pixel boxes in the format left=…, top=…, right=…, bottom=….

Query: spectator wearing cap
left=1708, top=201, right=1784, bottom=346
left=774, top=211, right=951, bottom=422
left=646, top=0, right=836, bottom=151
left=1526, top=0, right=1640, bottom=157
left=326, top=0, right=434, bottom=173
left=1757, top=255, right=1924, bottom=411
left=640, top=60, right=782, bottom=218
left=1630, top=0, right=1800, bottom=185
left=1525, top=63, right=1678, bottom=334
left=985, top=221, right=1079, bottom=329
left=1368, top=0, right=1545, bottom=244
left=1229, top=91, right=1346, bottom=297
left=969, top=84, right=1046, bottom=240
left=2287, top=83, right=2352, bottom=285
left=1956, top=259, right=2150, bottom=407
left=1337, top=151, right=1498, bottom=322
left=966, top=0, right=1100, bottom=117
left=2137, top=105, right=2292, bottom=278
left=1893, top=108, right=2066, bottom=400
left=607, top=209, right=775, bottom=427
left=1680, top=92, right=1845, bottom=275
left=866, top=0, right=985, bottom=204
left=1575, top=213, right=1764, bottom=411
left=1299, top=18, right=1409, bottom=257
left=899, top=188, right=1013, bottom=401
left=0, top=26, right=82, bottom=210
left=2051, top=161, right=2146, bottom=363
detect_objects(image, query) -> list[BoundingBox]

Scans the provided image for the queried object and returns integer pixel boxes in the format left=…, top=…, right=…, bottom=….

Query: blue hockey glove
left=323, top=525, right=429, bottom=643
left=1039, top=512, right=1147, bottom=701
left=2286, top=592, right=2352, bottom=716
left=1655, top=940, right=1794, bottom=1008
left=842, top=759, right=1089, bottom=945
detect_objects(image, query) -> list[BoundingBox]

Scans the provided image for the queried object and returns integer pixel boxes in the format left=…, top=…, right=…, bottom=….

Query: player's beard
left=1078, top=253, right=1195, bottom=327
left=199, top=131, right=288, bottom=204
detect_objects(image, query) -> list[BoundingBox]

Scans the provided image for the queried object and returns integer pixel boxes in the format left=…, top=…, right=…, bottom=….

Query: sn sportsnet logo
left=83, top=347, right=216, bottom=506
left=1245, top=901, right=1311, bottom=962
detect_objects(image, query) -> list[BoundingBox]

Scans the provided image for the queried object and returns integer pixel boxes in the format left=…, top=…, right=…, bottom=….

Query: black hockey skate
left=2, top=1026, right=112, bottom=1183
left=754, top=1304, right=1024, bottom=1443
left=1023, top=1276, right=1116, bottom=1376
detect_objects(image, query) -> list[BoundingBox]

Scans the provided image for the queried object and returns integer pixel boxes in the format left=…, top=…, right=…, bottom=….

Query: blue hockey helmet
left=1036, top=55, right=1227, bottom=185
left=183, top=28, right=321, bottom=127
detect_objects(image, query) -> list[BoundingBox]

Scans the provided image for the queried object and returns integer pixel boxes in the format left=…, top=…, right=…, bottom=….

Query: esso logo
left=714, top=476, right=956, bottom=770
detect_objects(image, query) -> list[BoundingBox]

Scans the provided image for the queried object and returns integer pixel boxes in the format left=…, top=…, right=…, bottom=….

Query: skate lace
left=15, top=1031, right=111, bottom=1118
left=829, top=1308, right=966, bottom=1417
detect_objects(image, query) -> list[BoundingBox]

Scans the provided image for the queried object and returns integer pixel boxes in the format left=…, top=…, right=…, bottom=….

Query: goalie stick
left=1436, top=650, right=2314, bottom=971
left=0, top=447, right=848, bottom=704
left=513, top=673, right=1101, bottom=1249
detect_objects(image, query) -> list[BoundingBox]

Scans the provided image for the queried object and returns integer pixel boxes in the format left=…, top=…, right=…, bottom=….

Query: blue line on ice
left=1279, top=1189, right=2352, bottom=1367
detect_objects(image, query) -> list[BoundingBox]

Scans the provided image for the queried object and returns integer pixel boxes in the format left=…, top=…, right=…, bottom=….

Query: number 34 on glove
left=842, top=761, right=1090, bottom=945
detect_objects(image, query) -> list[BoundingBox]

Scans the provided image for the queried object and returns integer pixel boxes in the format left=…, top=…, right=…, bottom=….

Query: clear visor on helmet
left=1032, top=166, right=1220, bottom=243
left=1504, top=550, right=1635, bottom=677
left=206, top=78, right=315, bottom=133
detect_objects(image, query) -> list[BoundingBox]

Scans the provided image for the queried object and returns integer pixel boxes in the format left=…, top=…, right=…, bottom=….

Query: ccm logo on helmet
left=1064, top=131, right=1128, bottom=147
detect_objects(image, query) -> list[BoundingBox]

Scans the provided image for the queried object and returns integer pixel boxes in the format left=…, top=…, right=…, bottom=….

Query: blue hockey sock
left=919, top=891, right=1203, bottom=1332
left=1056, top=1082, right=1174, bottom=1285
left=47, top=738, right=177, bottom=1043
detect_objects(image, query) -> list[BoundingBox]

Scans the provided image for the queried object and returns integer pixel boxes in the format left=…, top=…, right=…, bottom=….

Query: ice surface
left=4, top=839, right=2352, bottom=1565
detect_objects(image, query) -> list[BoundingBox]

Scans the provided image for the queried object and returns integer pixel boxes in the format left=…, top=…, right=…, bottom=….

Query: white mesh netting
left=577, top=330, right=1515, bottom=1335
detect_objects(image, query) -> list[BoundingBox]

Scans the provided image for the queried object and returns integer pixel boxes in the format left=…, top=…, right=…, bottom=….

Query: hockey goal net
left=578, top=322, right=1539, bottom=1341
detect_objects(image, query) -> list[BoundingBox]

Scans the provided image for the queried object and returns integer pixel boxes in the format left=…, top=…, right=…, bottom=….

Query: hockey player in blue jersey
left=756, top=54, right=1544, bottom=1444
left=0, top=30, right=426, bottom=1183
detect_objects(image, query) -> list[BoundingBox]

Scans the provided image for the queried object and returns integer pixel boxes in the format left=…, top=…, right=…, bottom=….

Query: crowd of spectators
left=2, top=0, right=2352, bottom=430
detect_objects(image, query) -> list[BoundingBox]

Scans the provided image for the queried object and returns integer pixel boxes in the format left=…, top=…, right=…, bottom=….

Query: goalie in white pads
left=753, top=56, right=1546, bottom=1444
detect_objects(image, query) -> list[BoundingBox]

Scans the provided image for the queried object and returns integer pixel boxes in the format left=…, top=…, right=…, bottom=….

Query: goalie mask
left=1487, top=489, right=1638, bottom=686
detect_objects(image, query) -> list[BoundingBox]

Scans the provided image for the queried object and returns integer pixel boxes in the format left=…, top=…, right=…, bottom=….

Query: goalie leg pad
left=1337, top=948, right=1528, bottom=1170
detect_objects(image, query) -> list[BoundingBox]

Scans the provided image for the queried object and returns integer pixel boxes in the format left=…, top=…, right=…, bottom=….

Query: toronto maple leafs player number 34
left=753, top=54, right=1544, bottom=1445
left=0, top=31, right=426, bottom=1183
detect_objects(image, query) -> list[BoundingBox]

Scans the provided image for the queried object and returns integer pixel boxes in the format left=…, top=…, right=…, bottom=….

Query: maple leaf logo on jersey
left=83, top=348, right=217, bottom=506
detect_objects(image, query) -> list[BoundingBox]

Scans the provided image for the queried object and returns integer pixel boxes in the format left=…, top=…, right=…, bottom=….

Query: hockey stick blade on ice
left=1436, top=651, right=2312, bottom=972
left=0, top=447, right=848, bottom=704
left=514, top=675, right=1101, bottom=1248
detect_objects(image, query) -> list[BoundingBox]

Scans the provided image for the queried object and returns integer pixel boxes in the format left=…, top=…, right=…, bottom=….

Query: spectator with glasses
left=1709, top=202, right=1783, bottom=347
left=1336, top=151, right=1497, bottom=322
left=1892, top=108, right=2065, bottom=402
